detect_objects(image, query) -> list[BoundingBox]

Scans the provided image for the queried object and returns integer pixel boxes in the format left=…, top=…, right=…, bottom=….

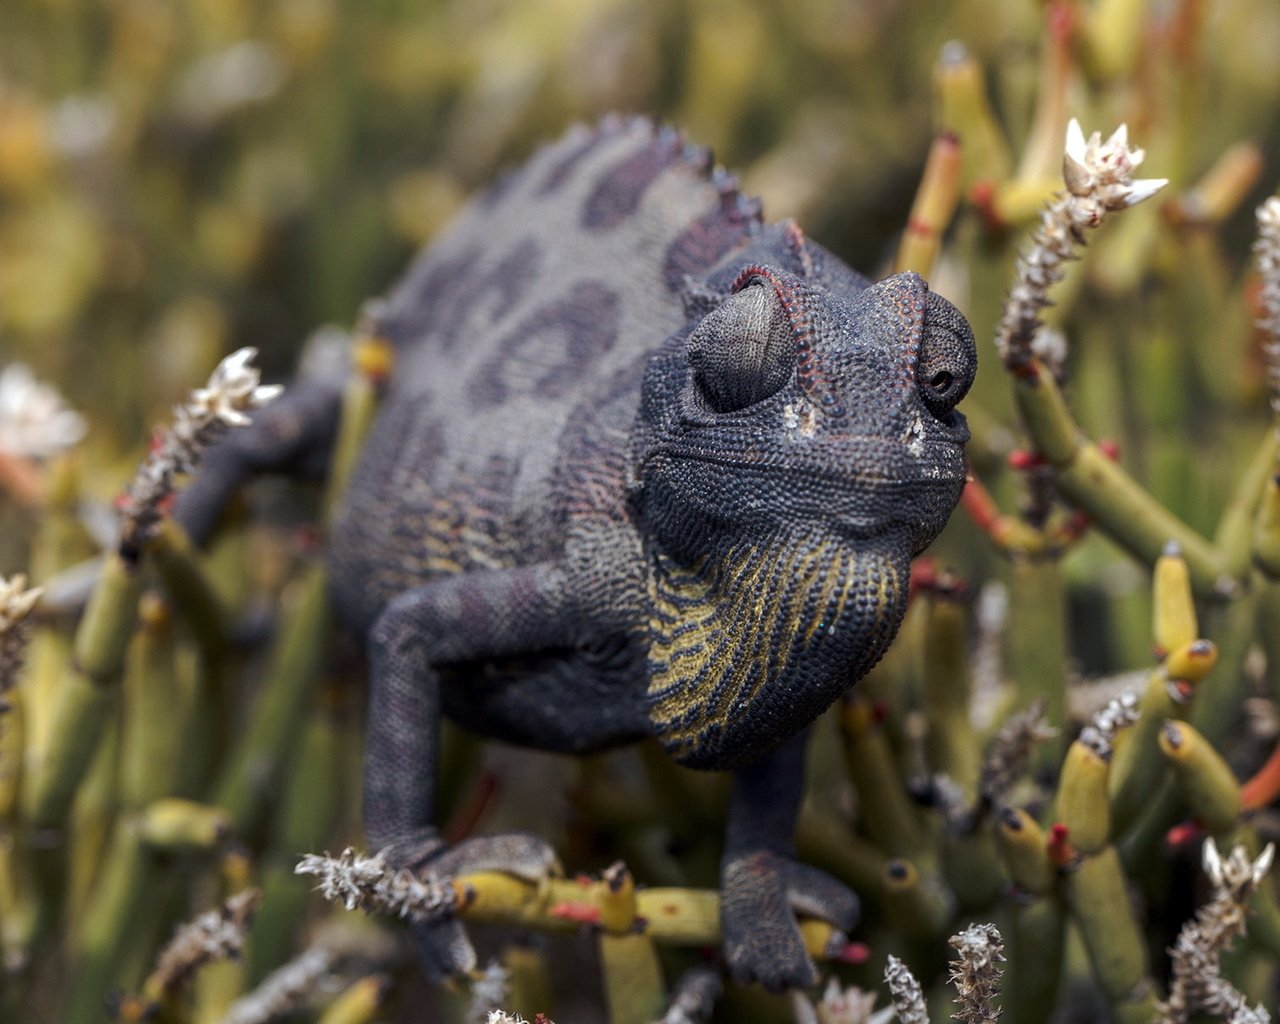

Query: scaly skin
left=175, top=115, right=976, bottom=990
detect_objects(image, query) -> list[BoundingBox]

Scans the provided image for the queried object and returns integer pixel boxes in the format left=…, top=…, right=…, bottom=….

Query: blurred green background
left=7, top=0, right=1280, bottom=1020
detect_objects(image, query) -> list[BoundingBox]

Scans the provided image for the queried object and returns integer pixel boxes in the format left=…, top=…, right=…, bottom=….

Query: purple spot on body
left=468, top=282, right=621, bottom=407
left=663, top=207, right=761, bottom=291
left=380, top=239, right=542, bottom=352
left=582, top=138, right=681, bottom=230
left=537, top=128, right=613, bottom=196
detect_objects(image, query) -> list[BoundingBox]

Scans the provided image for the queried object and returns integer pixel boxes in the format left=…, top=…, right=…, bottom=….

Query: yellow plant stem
left=878, top=859, right=954, bottom=940
left=1109, top=640, right=1215, bottom=836
left=1056, top=740, right=1111, bottom=855
left=503, top=943, right=554, bottom=1021
left=894, top=132, right=962, bottom=278
left=322, top=334, right=391, bottom=522
left=1064, top=845, right=1155, bottom=1013
left=1158, top=721, right=1241, bottom=836
left=1252, top=473, right=1280, bottom=578
left=921, top=596, right=978, bottom=797
left=1152, top=546, right=1198, bottom=655
left=317, top=975, right=390, bottom=1024
left=1006, top=557, right=1068, bottom=772
left=932, top=42, right=1010, bottom=188
left=996, top=808, right=1054, bottom=896
left=600, top=932, right=664, bottom=1024
left=66, top=818, right=150, bottom=1024
left=1219, top=429, right=1280, bottom=580
left=456, top=870, right=842, bottom=961
left=840, top=697, right=929, bottom=860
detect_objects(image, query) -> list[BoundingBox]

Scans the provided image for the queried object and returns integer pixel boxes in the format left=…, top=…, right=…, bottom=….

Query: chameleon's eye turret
left=686, top=282, right=795, bottom=412
left=915, top=292, right=976, bottom=421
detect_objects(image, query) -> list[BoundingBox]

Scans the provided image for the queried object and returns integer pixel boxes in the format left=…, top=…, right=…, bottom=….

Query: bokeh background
left=8, top=0, right=1280, bottom=1020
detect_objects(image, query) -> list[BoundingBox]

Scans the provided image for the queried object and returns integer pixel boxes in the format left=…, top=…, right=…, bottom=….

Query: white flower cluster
left=1061, top=121, right=1167, bottom=221
left=295, top=847, right=460, bottom=923
left=119, top=347, right=282, bottom=555
left=996, top=119, right=1167, bottom=368
left=0, top=573, right=42, bottom=709
left=811, top=978, right=888, bottom=1024
left=0, top=363, right=86, bottom=459
left=1253, top=197, right=1280, bottom=420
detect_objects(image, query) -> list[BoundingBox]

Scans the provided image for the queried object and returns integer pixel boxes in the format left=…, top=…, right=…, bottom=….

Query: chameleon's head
left=638, top=262, right=976, bottom=560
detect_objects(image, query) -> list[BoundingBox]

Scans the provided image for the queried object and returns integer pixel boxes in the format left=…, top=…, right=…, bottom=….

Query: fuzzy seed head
left=0, top=573, right=43, bottom=712
left=947, top=923, right=1004, bottom=1024
left=118, top=347, right=281, bottom=556
left=295, top=847, right=460, bottom=923
left=1253, top=196, right=1280, bottom=425
left=884, top=955, right=929, bottom=1024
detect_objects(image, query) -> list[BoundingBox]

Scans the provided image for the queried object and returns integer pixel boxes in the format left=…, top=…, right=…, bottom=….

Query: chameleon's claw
left=389, top=831, right=562, bottom=985
left=720, top=850, right=859, bottom=992
left=430, top=832, right=563, bottom=883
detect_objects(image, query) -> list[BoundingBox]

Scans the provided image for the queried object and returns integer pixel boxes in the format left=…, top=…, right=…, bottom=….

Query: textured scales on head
left=633, top=214, right=975, bottom=766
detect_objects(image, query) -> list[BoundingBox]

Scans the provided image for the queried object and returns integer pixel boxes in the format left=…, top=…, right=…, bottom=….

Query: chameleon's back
left=331, top=117, right=762, bottom=632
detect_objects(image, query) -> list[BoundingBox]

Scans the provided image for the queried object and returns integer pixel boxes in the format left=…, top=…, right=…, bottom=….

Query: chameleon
left=175, top=114, right=976, bottom=990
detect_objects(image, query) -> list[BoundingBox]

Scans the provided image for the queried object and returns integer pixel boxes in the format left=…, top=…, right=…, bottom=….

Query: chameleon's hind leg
left=365, top=562, right=590, bottom=981
left=172, top=380, right=343, bottom=544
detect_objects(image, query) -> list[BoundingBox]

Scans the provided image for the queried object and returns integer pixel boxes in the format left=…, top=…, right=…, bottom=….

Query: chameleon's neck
left=643, top=526, right=907, bottom=770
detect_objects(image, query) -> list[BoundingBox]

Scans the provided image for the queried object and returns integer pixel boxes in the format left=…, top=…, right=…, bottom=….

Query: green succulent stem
left=1065, top=845, right=1155, bottom=1016
left=1011, top=363, right=1230, bottom=597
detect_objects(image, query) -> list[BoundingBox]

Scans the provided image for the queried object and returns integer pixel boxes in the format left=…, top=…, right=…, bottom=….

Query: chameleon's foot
left=385, top=831, right=562, bottom=983
left=720, top=851, right=859, bottom=991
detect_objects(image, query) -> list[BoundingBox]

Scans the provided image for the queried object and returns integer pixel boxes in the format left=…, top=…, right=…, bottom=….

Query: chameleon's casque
left=178, top=115, right=976, bottom=991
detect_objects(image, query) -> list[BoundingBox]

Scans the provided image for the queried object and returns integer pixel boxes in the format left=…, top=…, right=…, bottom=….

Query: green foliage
left=3, top=0, right=1280, bottom=1021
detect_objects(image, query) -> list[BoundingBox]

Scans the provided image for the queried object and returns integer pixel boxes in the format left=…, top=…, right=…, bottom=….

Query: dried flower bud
left=295, top=847, right=460, bottom=923
left=147, top=889, right=263, bottom=997
left=947, top=923, right=1004, bottom=1024
left=884, top=955, right=929, bottom=1024
left=118, top=347, right=282, bottom=558
left=979, top=698, right=1057, bottom=806
left=0, top=573, right=42, bottom=711
left=1253, top=196, right=1280, bottom=426
left=1159, top=840, right=1276, bottom=1023
left=996, top=120, right=1166, bottom=368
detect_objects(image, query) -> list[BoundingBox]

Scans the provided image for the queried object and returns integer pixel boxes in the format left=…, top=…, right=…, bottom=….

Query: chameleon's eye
left=916, top=293, right=976, bottom=419
left=686, top=282, right=795, bottom=412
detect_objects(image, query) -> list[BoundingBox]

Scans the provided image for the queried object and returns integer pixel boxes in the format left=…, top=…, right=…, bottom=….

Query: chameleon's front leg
left=720, top=732, right=859, bottom=991
left=364, top=563, right=578, bottom=980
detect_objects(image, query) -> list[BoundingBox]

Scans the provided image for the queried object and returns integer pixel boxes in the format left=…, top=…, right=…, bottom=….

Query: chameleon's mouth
left=646, top=436, right=970, bottom=490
